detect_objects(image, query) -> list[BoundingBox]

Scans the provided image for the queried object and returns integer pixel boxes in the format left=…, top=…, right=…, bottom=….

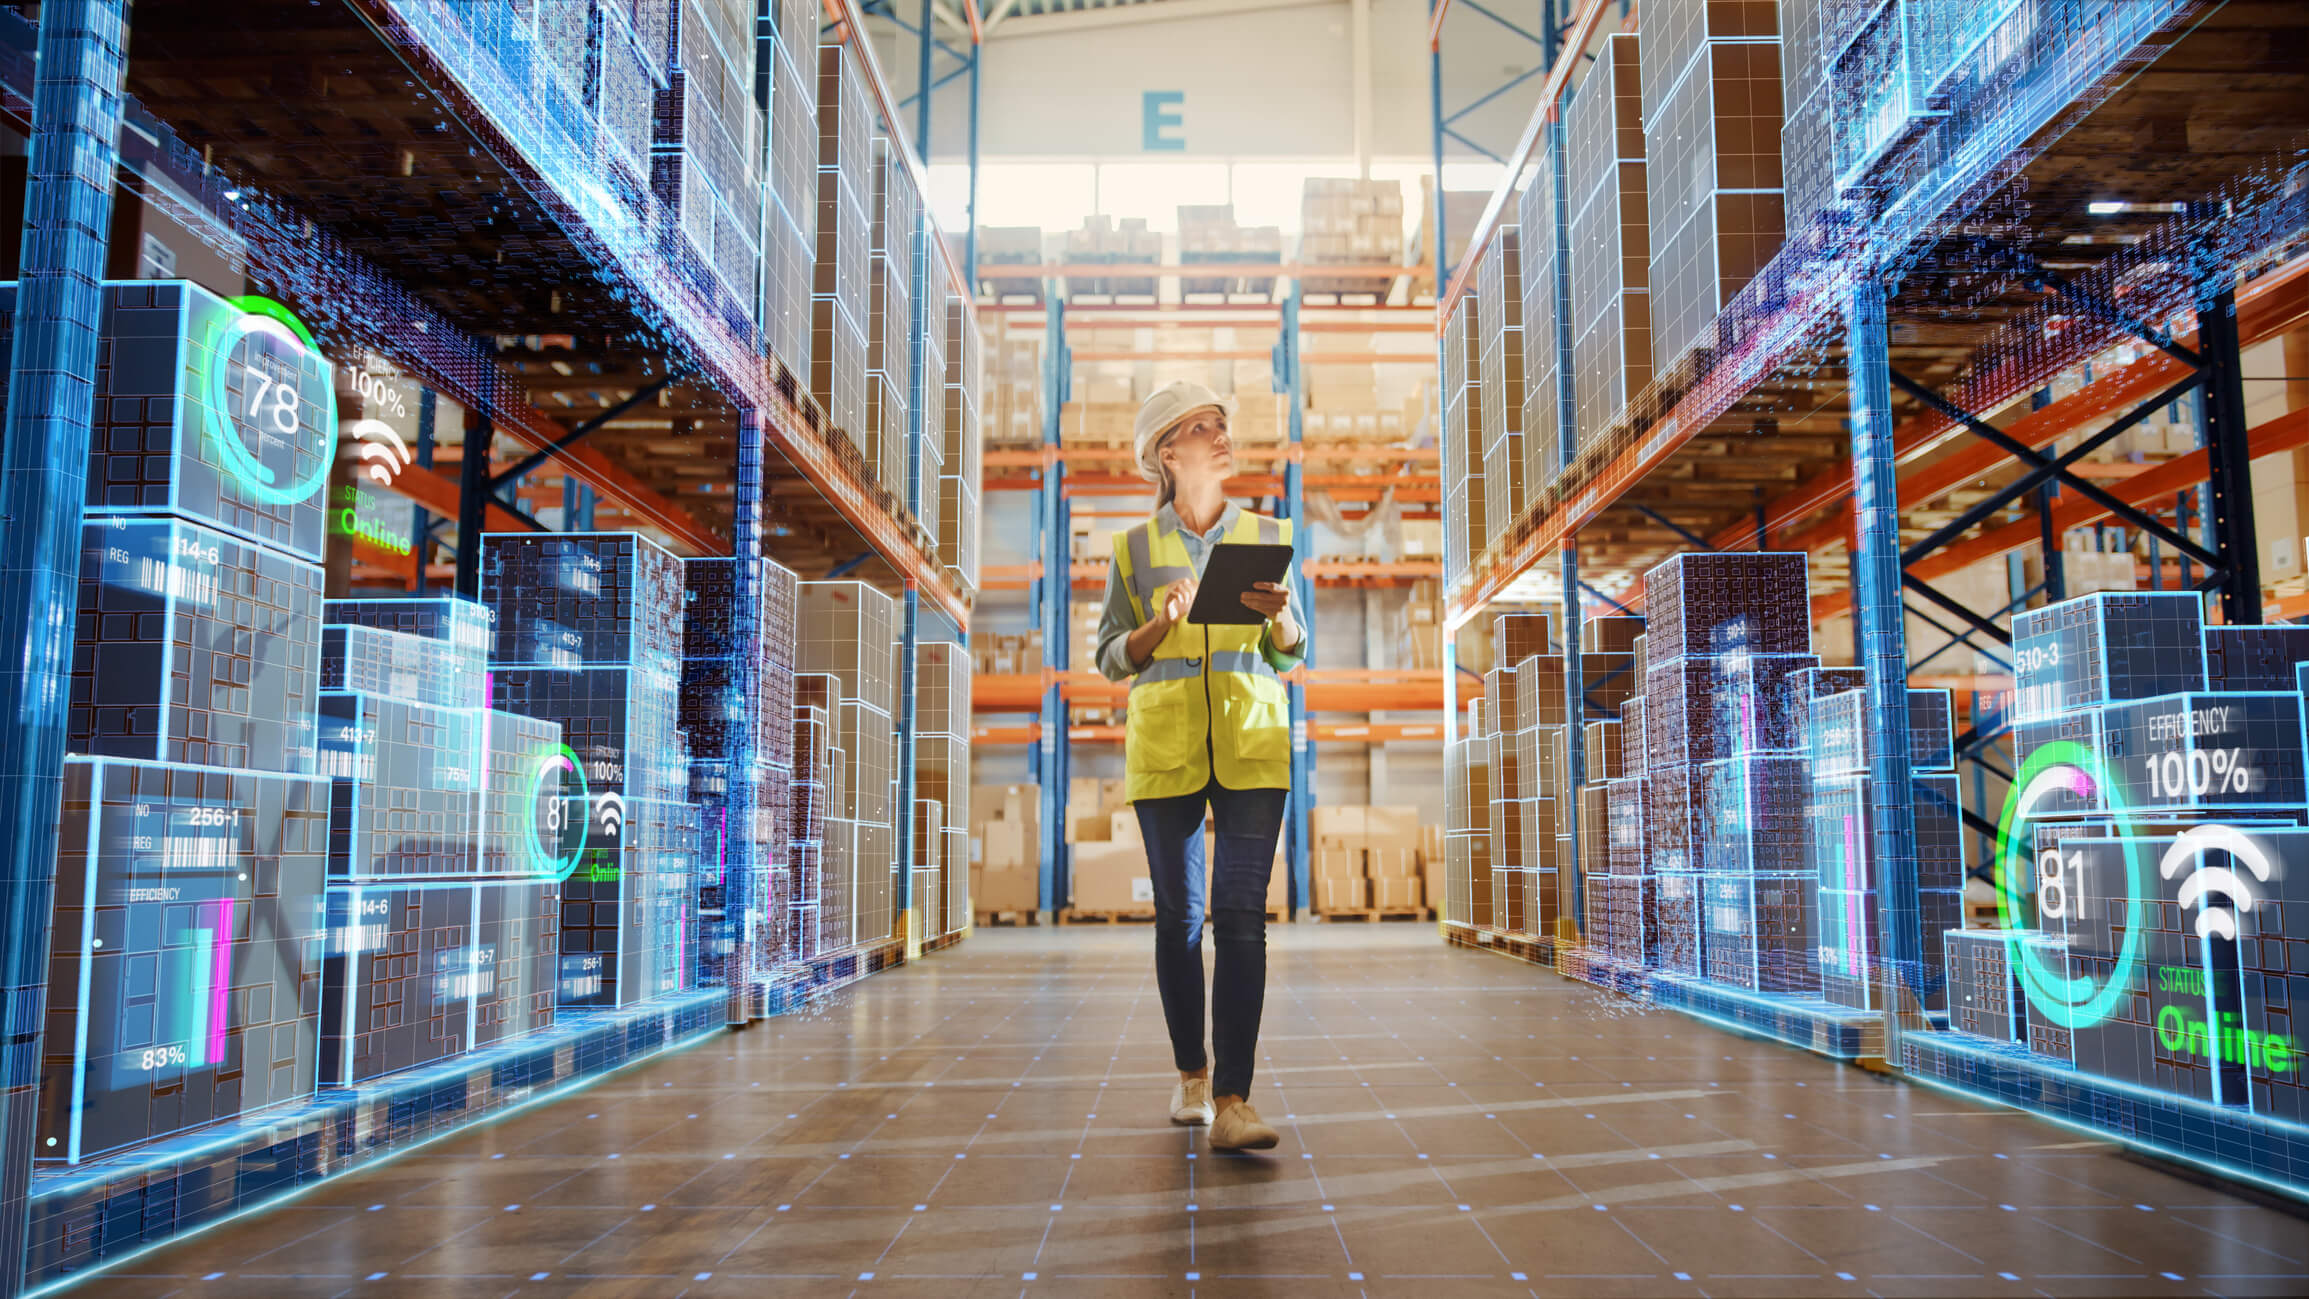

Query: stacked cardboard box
left=1442, top=293, right=1487, bottom=582
left=1445, top=699, right=1493, bottom=928
left=1635, top=553, right=1811, bottom=977
left=1567, top=31, right=1653, bottom=449
left=910, top=235, right=949, bottom=547
left=971, top=632, right=1044, bottom=676
left=976, top=226, right=1044, bottom=302
left=1179, top=204, right=1284, bottom=298
left=1312, top=806, right=1429, bottom=914
left=47, top=499, right=335, bottom=1160
left=799, top=581, right=900, bottom=948
left=1516, top=136, right=1568, bottom=488
left=680, top=555, right=801, bottom=986
left=762, top=0, right=818, bottom=382
left=1478, top=227, right=1528, bottom=545
left=867, top=135, right=920, bottom=498
left=913, top=639, right=973, bottom=939
left=1808, top=681, right=1965, bottom=1010
left=1060, top=399, right=1137, bottom=448
left=813, top=43, right=872, bottom=446
left=655, top=0, right=764, bottom=320
left=1486, top=613, right=1560, bottom=937
left=485, top=533, right=697, bottom=1008
left=983, top=312, right=1045, bottom=449
left=970, top=783, right=1042, bottom=914
left=1064, top=215, right=1161, bottom=299
left=1643, top=0, right=1785, bottom=378
left=1301, top=178, right=1406, bottom=297
left=941, top=292, right=984, bottom=595
left=1415, top=178, right=1494, bottom=279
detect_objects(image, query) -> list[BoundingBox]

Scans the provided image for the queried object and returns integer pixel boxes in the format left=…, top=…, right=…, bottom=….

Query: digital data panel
left=41, top=758, right=329, bottom=1164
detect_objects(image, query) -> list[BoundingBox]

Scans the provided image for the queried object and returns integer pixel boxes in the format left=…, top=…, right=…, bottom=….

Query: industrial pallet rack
left=967, top=271, right=1451, bottom=915
left=1428, top=0, right=2309, bottom=1195
left=0, top=0, right=993, bottom=1286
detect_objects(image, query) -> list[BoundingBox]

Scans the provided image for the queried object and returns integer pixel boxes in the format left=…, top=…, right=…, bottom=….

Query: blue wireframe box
left=481, top=532, right=686, bottom=671
left=323, top=596, right=491, bottom=705
left=1945, top=928, right=2028, bottom=1043
left=321, top=622, right=487, bottom=714
left=1640, top=552, right=1811, bottom=659
left=2099, top=692, right=2306, bottom=814
left=2206, top=624, right=2309, bottom=692
left=320, top=876, right=558, bottom=1086
left=1702, top=872, right=1817, bottom=994
left=38, top=757, right=329, bottom=1165
left=2011, top=591, right=2205, bottom=724
left=1700, top=754, right=1810, bottom=874
left=71, top=515, right=323, bottom=774
left=39, top=280, right=335, bottom=562
left=1655, top=872, right=1703, bottom=976
left=1809, top=686, right=1961, bottom=777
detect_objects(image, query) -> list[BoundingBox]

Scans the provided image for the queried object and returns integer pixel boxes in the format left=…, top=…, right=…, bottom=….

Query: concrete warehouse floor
left=89, top=927, right=2309, bottom=1297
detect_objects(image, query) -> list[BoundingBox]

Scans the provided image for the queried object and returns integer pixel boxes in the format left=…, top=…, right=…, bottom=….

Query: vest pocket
left=1228, top=680, right=1290, bottom=764
left=1127, top=678, right=1202, bottom=772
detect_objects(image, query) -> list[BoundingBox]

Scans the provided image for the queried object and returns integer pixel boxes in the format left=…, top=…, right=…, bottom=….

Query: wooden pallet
left=1312, top=907, right=1430, bottom=923
left=1057, top=907, right=1157, bottom=925
left=974, top=909, right=1041, bottom=928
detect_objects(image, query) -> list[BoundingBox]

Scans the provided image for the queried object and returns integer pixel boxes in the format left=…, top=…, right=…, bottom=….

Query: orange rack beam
left=972, top=669, right=1453, bottom=714
left=977, top=263, right=1423, bottom=282
left=1811, top=405, right=2309, bottom=622
left=975, top=721, right=1451, bottom=745
left=1730, top=255, right=2309, bottom=555
left=975, top=558, right=1442, bottom=592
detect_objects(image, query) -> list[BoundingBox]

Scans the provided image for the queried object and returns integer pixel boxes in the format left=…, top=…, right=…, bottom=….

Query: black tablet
left=1186, top=542, right=1295, bottom=625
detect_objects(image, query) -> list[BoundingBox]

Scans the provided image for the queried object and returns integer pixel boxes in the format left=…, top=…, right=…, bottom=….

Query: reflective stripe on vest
left=1122, top=522, right=1195, bottom=622
left=1209, top=649, right=1279, bottom=682
left=1134, top=656, right=1204, bottom=686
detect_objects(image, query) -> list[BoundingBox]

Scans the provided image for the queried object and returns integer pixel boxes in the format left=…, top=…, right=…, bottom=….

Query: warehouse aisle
left=99, top=928, right=2306, bottom=1297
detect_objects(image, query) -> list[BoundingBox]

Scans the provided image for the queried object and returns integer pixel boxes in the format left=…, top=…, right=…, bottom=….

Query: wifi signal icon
left=345, top=418, right=413, bottom=486
left=597, top=792, right=627, bottom=841
left=2159, top=824, right=2276, bottom=940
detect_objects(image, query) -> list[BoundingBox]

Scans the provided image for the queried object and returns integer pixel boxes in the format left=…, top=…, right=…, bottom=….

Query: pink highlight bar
left=207, top=898, right=235, bottom=1067
left=1841, top=813, right=1862, bottom=974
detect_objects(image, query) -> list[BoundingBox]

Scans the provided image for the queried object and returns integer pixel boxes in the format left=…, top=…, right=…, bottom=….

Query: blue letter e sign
left=1142, top=91, right=1185, bottom=151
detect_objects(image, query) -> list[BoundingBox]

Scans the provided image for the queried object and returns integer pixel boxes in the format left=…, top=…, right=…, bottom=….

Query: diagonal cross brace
left=1900, top=374, right=2202, bottom=566
left=2026, top=267, right=2200, bottom=368
left=489, top=370, right=688, bottom=491
left=1630, top=502, right=1711, bottom=549
left=1904, top=570, right=2011, bottom=645
left=1889, top=369, right=2220, bottom=570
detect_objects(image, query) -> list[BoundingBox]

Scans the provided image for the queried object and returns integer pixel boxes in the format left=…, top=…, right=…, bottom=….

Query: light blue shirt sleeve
left=1260, top=574, right=1307, bottom=674
left=1094, top=550, right=1144, bottom=683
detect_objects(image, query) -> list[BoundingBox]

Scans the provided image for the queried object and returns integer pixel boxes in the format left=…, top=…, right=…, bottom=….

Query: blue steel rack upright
left=1274, top=289, right=1313, bottom=912
left=0, top=4, right=128, bottom=1286
left=1037, top=293, right=1072, bottom=915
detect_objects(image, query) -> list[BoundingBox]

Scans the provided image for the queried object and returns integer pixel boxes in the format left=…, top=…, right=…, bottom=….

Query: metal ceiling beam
left=990, top=0, right=1338, bottom=39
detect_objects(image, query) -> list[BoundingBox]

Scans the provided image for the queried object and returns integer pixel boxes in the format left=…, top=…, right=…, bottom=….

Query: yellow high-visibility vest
left=1111, top=510, right=1294, bottom=802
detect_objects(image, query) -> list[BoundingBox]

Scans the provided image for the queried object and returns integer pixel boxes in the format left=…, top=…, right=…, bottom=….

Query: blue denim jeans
left=1134, top=780, right=1288, bottom=1100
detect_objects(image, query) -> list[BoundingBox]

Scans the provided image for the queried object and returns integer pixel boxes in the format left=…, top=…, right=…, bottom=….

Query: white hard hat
left=1133, top=380, right=1237, bottom=483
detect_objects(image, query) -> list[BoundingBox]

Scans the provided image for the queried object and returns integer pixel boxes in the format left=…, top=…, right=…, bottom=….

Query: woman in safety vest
left=1092, top=379, right=1305, bottom=1153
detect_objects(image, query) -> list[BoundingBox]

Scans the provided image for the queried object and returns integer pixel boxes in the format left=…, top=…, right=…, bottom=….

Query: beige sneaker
left=1170, top=1077, right=1214, bottom=1125
left=1208, top=1100, right=1279, bottom=1151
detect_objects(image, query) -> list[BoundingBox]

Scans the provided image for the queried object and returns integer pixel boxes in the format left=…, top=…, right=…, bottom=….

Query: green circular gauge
left=1993, top=739, right=2148, bottom=1030
left=524, top=745, right=591, bottom=882
left=203, top=307, right=337, bottom=505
